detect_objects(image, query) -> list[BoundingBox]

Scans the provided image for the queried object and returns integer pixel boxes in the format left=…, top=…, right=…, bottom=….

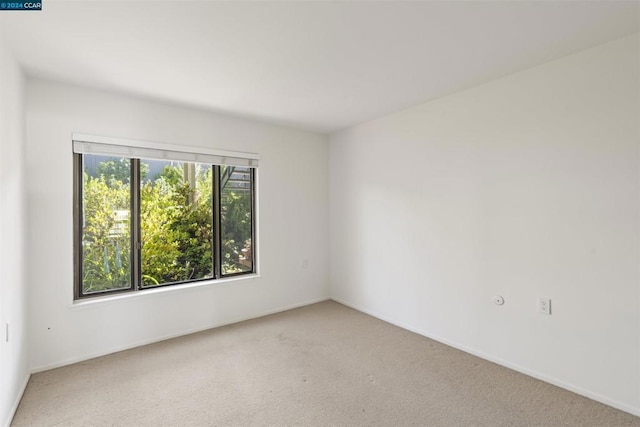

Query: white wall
left=0, top=20, right=29, bottom=427
left=329, top=34, right=640, bottom=414
left=26, top=79, right=329, bottom=371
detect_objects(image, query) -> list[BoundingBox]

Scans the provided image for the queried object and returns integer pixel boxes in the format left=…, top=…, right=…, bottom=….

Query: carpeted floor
left=12, top=301, right=640, bottom=426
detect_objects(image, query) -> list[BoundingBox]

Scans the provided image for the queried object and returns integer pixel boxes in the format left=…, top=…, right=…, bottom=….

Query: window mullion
left=213, top=165, right=222, bottom=279
left=250, top=168, right=256, bottom=272
left=73, top=154, right=83, bottom=299
left=131, top=158, right=141, bottom=290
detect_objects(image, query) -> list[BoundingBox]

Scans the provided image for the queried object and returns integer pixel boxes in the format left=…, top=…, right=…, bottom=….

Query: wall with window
left=25, top=78, right=329, bottom=371
left=329, top=35, right=640, bottom=413
left=72, top=138, right=259, bottom=299
left=0, top=27, right=29, bottom=426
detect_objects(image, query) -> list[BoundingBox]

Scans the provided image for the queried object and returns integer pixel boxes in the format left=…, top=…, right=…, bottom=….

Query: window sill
left=70, top=273, right=260, bottom=310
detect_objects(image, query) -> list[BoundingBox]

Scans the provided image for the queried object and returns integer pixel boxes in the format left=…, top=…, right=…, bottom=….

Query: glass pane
left=220, top=166, right=253, bottom=275
left=140, top=160, right=213, bottom=287
left=81, top=155, right=131, bottom=294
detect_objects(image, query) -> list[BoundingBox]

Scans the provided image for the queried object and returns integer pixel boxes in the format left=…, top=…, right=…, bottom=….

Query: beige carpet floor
left=12, top=301, right=640, bottom=426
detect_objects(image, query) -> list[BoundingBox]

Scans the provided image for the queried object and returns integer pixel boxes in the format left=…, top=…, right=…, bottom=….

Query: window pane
left=220, top=166, right=253, bottom=275
left=81, top=155, right=131, bottom=294
left=140, top=160, right=213, bottom=287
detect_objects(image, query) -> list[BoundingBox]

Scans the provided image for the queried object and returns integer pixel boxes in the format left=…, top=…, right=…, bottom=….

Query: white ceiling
left=3, top=1, right=639, bottom=133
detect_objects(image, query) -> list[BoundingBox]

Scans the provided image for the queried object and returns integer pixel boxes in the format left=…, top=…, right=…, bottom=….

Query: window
left=73, top=135, right=258, bottom=299
left=220, top=165, right=254, bottom=275
left=140, top=160, right=214, bottom=287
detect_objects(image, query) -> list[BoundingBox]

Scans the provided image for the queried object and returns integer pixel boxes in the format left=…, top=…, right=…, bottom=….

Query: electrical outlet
left=538, top=297, right=551, bottom=315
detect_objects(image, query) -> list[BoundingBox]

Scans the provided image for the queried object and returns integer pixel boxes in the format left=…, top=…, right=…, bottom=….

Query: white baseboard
left=4, top=373, right=30, bottom=427
left=330, top=297, right=640, bottom=418
left=31, top=296, right=330, bottom=374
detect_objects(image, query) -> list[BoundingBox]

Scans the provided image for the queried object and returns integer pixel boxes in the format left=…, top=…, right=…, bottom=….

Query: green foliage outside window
left=96, top=158, right=149, bottom=183
left=81, top=160, right=252, bottom=294
left=81, top=175, right=131, bottom=293
left=140, top=165, right=213, bottom=286
left=221, top=183, right=253, bottom=274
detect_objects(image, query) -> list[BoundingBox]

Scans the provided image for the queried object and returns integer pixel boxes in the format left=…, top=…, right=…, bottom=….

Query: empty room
left=1, top=1, right=639, bottom=425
